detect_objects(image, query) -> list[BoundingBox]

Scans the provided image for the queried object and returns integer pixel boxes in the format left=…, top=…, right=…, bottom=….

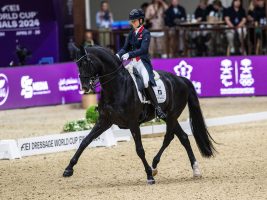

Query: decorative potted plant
left=81, top=88, right=98, bottom=109
left=63, top=105, right=99, bottom=133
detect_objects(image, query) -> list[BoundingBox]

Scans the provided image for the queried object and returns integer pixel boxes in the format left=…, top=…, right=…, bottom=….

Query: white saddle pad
left=128, top=70, right=167, bottom=104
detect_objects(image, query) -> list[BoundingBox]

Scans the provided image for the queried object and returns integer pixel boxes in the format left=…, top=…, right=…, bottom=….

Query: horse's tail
left=183, top=77, right=216, bottom=157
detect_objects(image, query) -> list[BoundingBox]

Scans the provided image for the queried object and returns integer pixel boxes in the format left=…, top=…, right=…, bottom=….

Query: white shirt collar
left=135, top=26, right=142, bottom=35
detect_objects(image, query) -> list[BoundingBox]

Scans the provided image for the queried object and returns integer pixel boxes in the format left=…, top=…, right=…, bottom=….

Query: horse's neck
left=100, top=68, right=133, bottom=100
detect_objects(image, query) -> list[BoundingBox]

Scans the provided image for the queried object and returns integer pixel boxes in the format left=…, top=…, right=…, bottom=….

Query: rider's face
left=131, top=19, right=140, bottom=29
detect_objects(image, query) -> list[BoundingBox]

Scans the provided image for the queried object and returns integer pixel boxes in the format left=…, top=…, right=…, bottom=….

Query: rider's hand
left=122, top=53, right=130, bottom=61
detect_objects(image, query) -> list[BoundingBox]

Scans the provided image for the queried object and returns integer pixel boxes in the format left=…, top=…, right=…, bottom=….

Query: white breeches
left=125, top=60, right=150, bottom=88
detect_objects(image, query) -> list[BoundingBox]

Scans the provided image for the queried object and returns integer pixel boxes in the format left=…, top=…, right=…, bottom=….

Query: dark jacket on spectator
left=225, top=6, right=246, bottom=26
left=165, top=5, right=186, bottom=27
left=251, top=6, right=266, bottom=23
left=207, top=4, right=226, bottom=19
left=194, top=6, right=209, bottom=22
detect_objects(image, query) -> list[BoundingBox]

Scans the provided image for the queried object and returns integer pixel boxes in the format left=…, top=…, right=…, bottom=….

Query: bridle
left=76, top=52, right=123, bottom=91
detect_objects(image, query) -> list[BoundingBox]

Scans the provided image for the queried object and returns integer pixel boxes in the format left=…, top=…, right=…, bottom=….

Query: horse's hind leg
left=174, top=122, right=201, bottom=177
left=63, top=118, right=112, bottom=177
left=130, top=125, right=155, bottom=184
left=151, top=119, right=176, bottom=174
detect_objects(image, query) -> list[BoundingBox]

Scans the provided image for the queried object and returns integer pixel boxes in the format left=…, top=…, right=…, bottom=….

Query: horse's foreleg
left=152, top=119, right=175, bottom=175
left=63, top=119, right=112, bottom=177
left=130, top=125, right=155, bottom=184
left=174, top=122, right=200, bottom=178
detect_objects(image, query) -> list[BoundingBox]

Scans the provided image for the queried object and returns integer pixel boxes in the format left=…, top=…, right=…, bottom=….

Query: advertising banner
left=0, top=56, right=266, bottom=110
left=0, top=0, right=59, bottom=67
left=152, top=56, right=267, bottom=97
left=0, top=63, right=81, bottom=110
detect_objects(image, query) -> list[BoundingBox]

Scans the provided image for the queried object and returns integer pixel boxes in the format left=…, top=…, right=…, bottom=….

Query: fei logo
left=0, top=73, right=9, bottom=106
left=173, top=60, right=202, bottom=94
left=1, top=4, right=20, bottom=12
left=21, top=76, right=51, bottom=99
left=220, top=58, right=255, bottom=95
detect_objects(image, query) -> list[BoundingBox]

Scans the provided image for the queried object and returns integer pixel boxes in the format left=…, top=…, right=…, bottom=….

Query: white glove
left=122, top=53, right=130, bottom=61
left=116, top=54, right=120, bottom=59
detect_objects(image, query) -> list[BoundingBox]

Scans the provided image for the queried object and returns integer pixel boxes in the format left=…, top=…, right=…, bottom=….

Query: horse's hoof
left=63, top=169, right=73, bottom=177
left=147, top=179, right=156, bottom=185
left=152, top=168, right=158, bottom=177
left=193, top=173, right=202, bottom=178
left=192, top=161, right=202, bottom=178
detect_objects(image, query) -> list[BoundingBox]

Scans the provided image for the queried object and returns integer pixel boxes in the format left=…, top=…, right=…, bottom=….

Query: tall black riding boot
left=144, top=86, right=167, bottom=120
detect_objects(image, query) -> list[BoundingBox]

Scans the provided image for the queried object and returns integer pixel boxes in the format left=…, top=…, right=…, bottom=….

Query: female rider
left=116, top=8, right=166, bottom=119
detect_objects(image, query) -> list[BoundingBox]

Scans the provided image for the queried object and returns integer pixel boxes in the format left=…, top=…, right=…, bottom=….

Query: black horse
left=63, top=46, right=215, bottom=184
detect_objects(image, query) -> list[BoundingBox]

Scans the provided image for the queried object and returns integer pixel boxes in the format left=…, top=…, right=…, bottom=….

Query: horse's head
left=74, top=46, right=101, bottom=94
left=74, top=45, right=123, bottom=93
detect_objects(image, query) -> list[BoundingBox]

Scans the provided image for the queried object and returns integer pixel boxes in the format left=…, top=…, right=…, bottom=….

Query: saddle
left=127, top=67, right=166, bottom=104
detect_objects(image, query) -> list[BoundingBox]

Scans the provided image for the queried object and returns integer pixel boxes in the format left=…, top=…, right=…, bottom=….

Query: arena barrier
left=0, top=56, right=266, bottom=110
left=1, top=111, right=267, bottom=159
left=0, top=128, right=117, bottom=159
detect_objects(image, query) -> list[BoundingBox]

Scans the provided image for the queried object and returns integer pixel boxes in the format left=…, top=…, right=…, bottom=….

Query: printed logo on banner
left=173, top=60, right=202, bottom=94
left=220, top=58, right=255, bottom=95
left=1, top=4, right=20, bottom=12
left=21, top=75, right=51, bottom=99
left=58, top=78, right=79, bottom=92
left=0, top=73, right=9, bottom=106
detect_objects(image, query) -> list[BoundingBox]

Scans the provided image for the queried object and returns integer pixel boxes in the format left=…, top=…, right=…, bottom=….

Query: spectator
left=203, top=0, right=226, bottom=56
left=145, top=0, right=168, bottom=57
left=141, top=2, right=152, bottom=29
left=248, top=0, right=266, bottom=54
left=247, top=0, right=257, bottom=24
left=225, top=0, right=247, bottom=55
left=192, top=1, right=211, bottom=56
left=164, top=0, right=186, bottom=57
left=165, top=0, right=186, bottom=26
left=207, top=0, right=226, bottom=22
left=141, top=2, right=150, bottom=13
left=194, top=0, right=209, bottom=22
left=96, top=1, right=113, bottom=29
left=251, top=0, right=266, bottom=25
left=83, top=31, right=96, bottom=48
left=96, top=1, right=113, bottom=47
